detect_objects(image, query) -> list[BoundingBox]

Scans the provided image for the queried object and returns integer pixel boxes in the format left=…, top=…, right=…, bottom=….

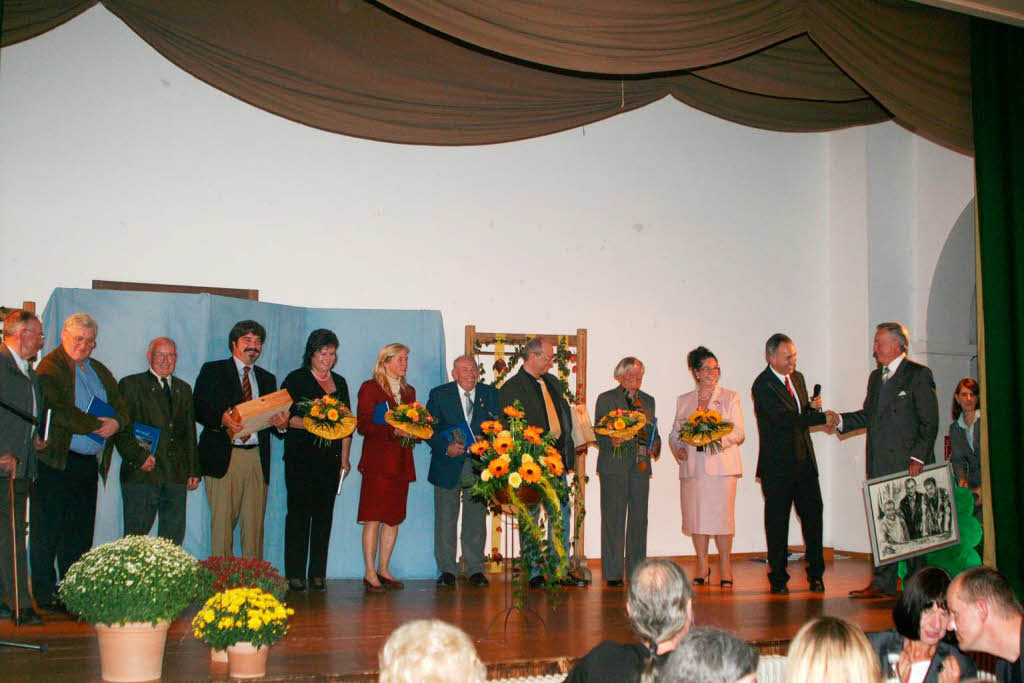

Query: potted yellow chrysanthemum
left=192, top=587, right=294, bottom=679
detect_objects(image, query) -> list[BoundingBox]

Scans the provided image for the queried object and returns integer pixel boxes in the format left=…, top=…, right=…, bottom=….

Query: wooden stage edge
left=0, top=554, right=936, bottom=682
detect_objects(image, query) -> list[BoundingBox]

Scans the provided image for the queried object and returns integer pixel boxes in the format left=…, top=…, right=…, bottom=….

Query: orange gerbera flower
left=493, top=433, right=515, bottom=455
left=481, top=420, right=503, bottom=435
left=544, top=445, right=559, bottom=459
left=519, top=462, right=541, bottom=483
left=523, top=426, right=544, bottom=444
left=503, top=405, right=525, bottom=419
left=542, top=455, right=564, bottom=476
left=469, top=441, right=489, bottom=456
left=613, top=418, right=627, bottom=430
left=488, top=459, right=510, bottom=477
left=406, top=408, right=420, bottom=421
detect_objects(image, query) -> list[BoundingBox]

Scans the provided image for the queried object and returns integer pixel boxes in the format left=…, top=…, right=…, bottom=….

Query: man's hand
left=269, top=410, right=289, bottom=430
left=139, top=455, right=156, bottom=472
left=186, top=476, right=201, bottom=491
left=221, top=409, right=243, bottom=434
left=937, top=655, right=961, bottom=683
left=33, top=435, right=48, bottom=451
left=446, top=442, right=466, bottom=457
left=651, top=437, right=662, bottom=461
left=909, top=459, right=924, bottom=476
left=93, top=417, right=119, bottom=439
left=0, top=454, right=17, bottom=476
left=809, top=395, right=823, bottom=410
left=610, top=436, right=626, bottom=447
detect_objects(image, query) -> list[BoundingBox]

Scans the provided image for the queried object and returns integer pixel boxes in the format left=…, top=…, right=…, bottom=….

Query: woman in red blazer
left=356, top=343, right=417, bottom=592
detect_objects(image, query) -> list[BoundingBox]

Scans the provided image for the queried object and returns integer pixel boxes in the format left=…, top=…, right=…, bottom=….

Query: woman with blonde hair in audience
left=784, top=616, right=881, bottom=683
left=378, top=619, right=485, bottom=683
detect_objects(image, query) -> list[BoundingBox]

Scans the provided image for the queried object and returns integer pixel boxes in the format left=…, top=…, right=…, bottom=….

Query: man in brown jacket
left=32, top=313, right=129, bottom=613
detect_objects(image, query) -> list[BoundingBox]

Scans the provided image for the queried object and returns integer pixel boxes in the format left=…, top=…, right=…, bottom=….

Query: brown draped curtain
left=1, top=0, right=970, bottom=151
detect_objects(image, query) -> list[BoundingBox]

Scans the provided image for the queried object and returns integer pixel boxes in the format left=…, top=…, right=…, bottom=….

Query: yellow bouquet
left=385, top=401, right=435, bottom=447
left=593, top=408, right=647, bottom=458
left=676, top=410, right=733, bottom=455
left=295, top=395, right=356, bottom=447
left=191, top=587, right=294, bottom=650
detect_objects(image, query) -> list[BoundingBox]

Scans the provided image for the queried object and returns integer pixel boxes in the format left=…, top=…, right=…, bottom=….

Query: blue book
left=132, top=422, right=161, bottom=456
left=372, top=402, right=390, bottom=425
left=85, top=396, right=115, bottom=445
left=440, top=421, right=474, bottom=445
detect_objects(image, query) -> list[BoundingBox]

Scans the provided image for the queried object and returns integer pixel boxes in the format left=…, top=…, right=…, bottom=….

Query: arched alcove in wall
left=925, top=198, right=978, bottom=454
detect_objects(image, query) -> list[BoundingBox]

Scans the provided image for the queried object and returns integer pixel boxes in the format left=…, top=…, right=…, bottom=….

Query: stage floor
left=0, top=554, right=896, bottom=681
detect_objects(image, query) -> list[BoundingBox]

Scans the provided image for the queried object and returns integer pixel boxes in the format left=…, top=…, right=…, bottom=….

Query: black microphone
left=811, top=384, right=822, bottom=412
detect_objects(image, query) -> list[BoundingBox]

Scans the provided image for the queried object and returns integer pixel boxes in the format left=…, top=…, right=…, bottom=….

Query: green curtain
left=972, top=17, right=1024, bottom=594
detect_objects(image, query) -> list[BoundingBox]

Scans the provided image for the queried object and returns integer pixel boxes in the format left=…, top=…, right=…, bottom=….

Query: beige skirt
left=680, top=468, right=739, bottom=536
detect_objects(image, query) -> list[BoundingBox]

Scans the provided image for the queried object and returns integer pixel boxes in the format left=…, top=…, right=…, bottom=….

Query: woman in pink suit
left=668, top=346, right=745, bottom=587
left=356, top=343, right=417, bottom=592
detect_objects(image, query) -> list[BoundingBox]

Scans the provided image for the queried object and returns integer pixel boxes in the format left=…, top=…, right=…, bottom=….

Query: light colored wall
left=0, top=6, right=975, bottom=562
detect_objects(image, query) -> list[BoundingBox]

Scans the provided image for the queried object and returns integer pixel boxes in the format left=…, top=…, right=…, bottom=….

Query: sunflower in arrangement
left=294, top=395, right=357, bottom=447
left=676, top=409, right=734, bottom=454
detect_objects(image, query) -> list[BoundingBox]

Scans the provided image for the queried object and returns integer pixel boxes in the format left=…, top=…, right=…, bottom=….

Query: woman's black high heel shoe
left=693, top=568, right=712, bottom=586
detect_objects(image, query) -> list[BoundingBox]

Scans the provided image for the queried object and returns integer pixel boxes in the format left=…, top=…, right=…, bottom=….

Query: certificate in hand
left=229, top=389, right=292, bottom=440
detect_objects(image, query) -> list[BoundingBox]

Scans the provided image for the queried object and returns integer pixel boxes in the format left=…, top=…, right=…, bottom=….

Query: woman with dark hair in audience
left=867, top=567, right=976, bottom=683
left=565, top=559, right=693, bottom=682
left=356, top=342, right=417, bottom=592
left=281, top=329, right=351, bottom=592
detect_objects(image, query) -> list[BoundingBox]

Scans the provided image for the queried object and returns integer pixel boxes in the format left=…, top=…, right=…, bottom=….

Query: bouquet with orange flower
left=676, top=409, right=733, bottom=454
left=385, top=401, right=435, bottom=447
left=593, top=408, right=648, bottom=458
left=469, top=400, right=568, bottom=603
left=294, top=395, right=356, bottom=447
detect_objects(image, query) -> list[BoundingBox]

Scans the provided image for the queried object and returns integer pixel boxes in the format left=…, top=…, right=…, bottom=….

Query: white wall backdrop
left=0, top=6, right=975, bottom=561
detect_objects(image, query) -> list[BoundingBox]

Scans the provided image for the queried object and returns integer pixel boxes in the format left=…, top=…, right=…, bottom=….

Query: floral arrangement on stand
left=59, top=534, right=198, bottom=626
left=384, top=401, right=435, bottom=447
left=593, top=408, right=647, bottom=458
left=196, top=556, right=288, bottom=603
left=294, top=394, right=356, bottom=446
left=676, top=409, right=734, bottom=455
left=469, top=401, right=569, bottom=606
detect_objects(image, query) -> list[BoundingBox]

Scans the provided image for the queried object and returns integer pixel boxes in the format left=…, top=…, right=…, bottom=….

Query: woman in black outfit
left=281, top=329, right=351, bottom=592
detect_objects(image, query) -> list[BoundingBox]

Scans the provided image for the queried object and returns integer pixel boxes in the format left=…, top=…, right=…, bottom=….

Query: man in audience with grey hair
left=659, top=627, right=759, bottom=683
left=565, top=559, right=693, bottom=682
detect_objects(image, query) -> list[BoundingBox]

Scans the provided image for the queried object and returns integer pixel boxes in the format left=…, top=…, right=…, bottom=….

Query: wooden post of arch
left=466, top=326, right=590, bottom=575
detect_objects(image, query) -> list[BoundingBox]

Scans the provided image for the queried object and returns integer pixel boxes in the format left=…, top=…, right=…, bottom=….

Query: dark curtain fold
left=0, top=0, right=968, bottom=149
left=972, top=16, right=1024, bottom=595
left=1, top=0, right=95, bottom=45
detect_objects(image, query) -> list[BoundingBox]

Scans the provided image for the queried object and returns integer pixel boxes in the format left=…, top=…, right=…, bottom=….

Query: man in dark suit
left=426, top=355, right=499, bottom=588
left=751, top=333, right=828, bottom=595
left=193, top=320, right=288, bottom=559
left=499, top=336, right=587, bottom=587
left=594, top=357, right=660, bottom=587
left=0, top=309, right=46, bottom=625
left=34, top=313, right=130, bottom=613
left=829, top=321, right=939, bottom=598
left=103, top=337, right=200, bottom=545
left=898, top=477, right=924, bottom=540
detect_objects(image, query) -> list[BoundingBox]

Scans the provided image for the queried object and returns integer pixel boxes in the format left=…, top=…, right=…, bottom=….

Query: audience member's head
left=783, top=616, right=881, bottom=683
left=658, top=627, right=758, bottom=683
left=893, top=566, right=954, bottom=646
left=947, top=566, right=1024, bottom=658
left=628, top=559, right=694, bottom=682
left=378, top=619, right=485, bottom=683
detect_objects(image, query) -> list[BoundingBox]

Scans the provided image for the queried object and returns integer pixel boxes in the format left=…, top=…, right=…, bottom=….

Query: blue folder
left=84, top=396, right=115, bottom=444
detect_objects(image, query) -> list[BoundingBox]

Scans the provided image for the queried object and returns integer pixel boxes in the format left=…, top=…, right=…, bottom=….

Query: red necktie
left=785, top=376, right=797, bottom=403
left=241, top=366, right=253, bottom=442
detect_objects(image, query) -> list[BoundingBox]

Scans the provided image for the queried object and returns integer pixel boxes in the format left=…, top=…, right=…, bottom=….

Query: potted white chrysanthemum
left=59, top=535, right=199, bottom=682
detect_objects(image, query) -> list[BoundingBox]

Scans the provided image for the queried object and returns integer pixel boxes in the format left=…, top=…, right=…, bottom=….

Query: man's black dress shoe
left=529, top=575, right=545, bottom=589
left=309, top=577, right=326, bottom=591
left=288, top=578, right=307, bottom=592
left=606, top=579, right=624, bottom=587
left=468, top=572, right=489, bottom=587
left=39, top=599, right=68, bottom=614
left=558, top=573, right=588, bottom=587
left=809, top=579, right=826, bottom=593
left=437, top=572, right=456, bottom=587
left=0, top=603, right=12, bottom=619
left=14, top=608, right=42, bottom=625
left=770, top=584, right=790, bottom=595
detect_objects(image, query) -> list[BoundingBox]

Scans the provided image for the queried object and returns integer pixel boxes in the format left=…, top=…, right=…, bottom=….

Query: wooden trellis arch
left=465, top=325, right=592, bottom=573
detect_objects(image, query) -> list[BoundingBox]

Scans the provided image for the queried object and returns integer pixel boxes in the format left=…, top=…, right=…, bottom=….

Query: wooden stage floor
left=0, top=555, right=896, bottom=681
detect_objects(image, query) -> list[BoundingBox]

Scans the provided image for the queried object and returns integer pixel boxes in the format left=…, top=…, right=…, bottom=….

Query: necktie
left=241, top=366, right=253, bottom=442
left=161, top=376, right=172, bottom=405
left=882, top=366, right=891, bottom=382
left=537, top=378, right=562, bottom=440
left=784, top=376, right=801, bottom=414
left=464, top=391, right=474, bottom=421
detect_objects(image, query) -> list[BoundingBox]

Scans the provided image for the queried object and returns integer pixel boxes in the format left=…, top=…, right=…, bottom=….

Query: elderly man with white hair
left=32, top=312, right=130, bottom=613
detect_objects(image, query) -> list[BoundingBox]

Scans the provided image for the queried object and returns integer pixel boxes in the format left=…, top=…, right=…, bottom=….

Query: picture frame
left=862, top=462, right=960, bottom=567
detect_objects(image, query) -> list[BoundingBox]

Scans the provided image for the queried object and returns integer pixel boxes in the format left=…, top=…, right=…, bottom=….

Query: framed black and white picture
left=862, top=462, right=959, bottom=567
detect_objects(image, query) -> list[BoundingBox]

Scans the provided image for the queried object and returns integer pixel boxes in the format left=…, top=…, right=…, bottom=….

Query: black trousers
left=30, top=455, right=98, bottom=603
left=284, top=457, right=340, bottom=580
left=0, top=478, right=31, bottom=609
left=122, top=482, right=188, bottom=545
left=761, top=467, right=824, bottom=587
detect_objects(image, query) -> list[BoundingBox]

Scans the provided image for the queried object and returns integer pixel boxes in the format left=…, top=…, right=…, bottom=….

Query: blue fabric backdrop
left=39, top=288, right=447, bottom=578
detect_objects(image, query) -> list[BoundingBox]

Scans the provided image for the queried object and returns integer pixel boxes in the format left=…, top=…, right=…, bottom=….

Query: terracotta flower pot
left=211, top=647, right=229, bottom=663
left=493, top=485, right=540, bottom=508
left=227, top=641, right=270, bottom=679
left=94, top=620, right=170, bottom=682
